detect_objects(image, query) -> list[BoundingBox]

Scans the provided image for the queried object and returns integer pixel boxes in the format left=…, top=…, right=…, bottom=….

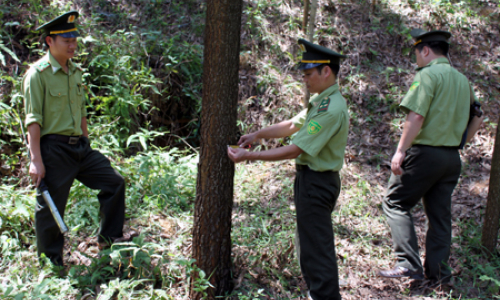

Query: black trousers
left=383, top=145, right=461, bottom=282
left=36, top=136, right=125, bottom=265
left=295, top=165, right=341, bottom=300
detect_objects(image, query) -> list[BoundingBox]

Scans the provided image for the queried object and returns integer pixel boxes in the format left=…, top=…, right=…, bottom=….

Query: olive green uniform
left=291, top=84, right=349, bottom=300
left=383, top=58, right=470, bottom=282
left=23, top=52, right=126, bottom=266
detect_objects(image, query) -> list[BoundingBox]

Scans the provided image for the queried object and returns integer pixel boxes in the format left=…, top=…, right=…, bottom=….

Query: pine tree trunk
left=190, top=0, right=242, bottom=299
left=303, top=0, right=310, bottom=32
left=481, top=122, right=500, bottom=254
left=307, top=0, right=317, bottom=41
left=302, top=0, right=317, bottom=106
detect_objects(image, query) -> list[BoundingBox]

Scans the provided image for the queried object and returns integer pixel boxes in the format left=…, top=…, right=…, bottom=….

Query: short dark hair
left=415, top=41, right=449, bottom=56
left=316, top=63, right=340, bottom=77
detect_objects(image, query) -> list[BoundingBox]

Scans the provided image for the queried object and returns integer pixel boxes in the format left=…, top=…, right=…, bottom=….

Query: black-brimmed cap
left=298, top=39, right=347, bottom=70
left=36, top=11, right=80, bottom=38
left=411, top=29, right=451, bottom=46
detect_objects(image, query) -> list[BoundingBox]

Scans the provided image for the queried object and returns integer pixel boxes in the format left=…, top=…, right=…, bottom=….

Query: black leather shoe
left=378, top=266, right=424, bottom=280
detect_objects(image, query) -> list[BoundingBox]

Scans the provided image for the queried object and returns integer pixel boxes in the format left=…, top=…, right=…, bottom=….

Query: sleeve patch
left=307, top=120, right=322, bottom=135
left=34, top=61, right=50, bottom=72
left=317, top=98, right=330, bottom=113
left=409, top=81, right=420, bottom=91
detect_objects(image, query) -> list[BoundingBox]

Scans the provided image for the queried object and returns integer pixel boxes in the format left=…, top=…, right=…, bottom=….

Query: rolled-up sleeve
left=291, top=108, right=307, bottom=129
left=23, top=70, right=44, bottom=127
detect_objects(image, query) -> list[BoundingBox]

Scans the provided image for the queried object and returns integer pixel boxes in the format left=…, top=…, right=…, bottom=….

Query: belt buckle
left=68, top=136, right=79, bottom=144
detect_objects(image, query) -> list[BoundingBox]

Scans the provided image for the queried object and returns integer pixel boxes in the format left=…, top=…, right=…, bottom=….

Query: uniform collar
left=309, top=83, right=339, bottom=105
left=47, top=51, right=76, bottom=74
left=416, top=57, right=449, bottom=71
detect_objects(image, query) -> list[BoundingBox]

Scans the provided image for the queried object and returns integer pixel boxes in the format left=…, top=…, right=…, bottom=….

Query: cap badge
left=68, top=15, right=76, bottom=23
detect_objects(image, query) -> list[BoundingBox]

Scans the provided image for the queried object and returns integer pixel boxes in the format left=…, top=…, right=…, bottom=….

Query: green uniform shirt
left=291, top=84, right=349, bottom=172
left=23, top=51, right=87, bottom=137
left=400, top=57, right=470, bottom=147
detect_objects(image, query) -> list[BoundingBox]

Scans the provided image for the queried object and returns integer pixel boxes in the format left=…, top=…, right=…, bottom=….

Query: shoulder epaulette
left=34, top=61, right=51, bottom=73
left=317, top=97, right=331, bottom=113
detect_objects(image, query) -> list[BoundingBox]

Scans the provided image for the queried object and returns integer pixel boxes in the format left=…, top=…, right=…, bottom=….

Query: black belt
left=43, top=134, right=81, bottom=145
left=296, top=164, right=338, bottom=174
left=296, top=164, right=310, bottom=171
left=413, top=144, right=459, bottom=150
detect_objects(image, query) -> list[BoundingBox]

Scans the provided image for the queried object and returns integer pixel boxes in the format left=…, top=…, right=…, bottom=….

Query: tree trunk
left=302, top=0, right=318, bottom=107
left=190, top=0, right=242, bottom=299
left=307, top=0, right=317, bottom=42
left=481, top=121, right=500, bottom=255
left=302, top=0, right=310, bottom=32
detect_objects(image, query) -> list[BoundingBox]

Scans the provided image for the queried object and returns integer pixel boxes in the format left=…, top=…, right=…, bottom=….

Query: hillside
left=0, top=0, right=499, bottom=299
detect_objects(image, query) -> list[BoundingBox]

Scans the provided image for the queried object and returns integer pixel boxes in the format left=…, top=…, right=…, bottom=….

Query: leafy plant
left=0, top=34, right=20, bottom=66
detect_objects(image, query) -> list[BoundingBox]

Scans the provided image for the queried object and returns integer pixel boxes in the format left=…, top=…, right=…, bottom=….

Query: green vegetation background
left=0, top=0, right=499, bottom=299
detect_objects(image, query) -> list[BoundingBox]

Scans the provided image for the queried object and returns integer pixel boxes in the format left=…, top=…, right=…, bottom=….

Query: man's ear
left=422, top=45, right=430, bottom=57
left=45, top=36, right=53, bottom=47
left=322, top=65, right=332, bottom=78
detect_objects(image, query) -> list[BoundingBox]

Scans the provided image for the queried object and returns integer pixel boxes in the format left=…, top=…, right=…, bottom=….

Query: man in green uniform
left=23, top=11, right=127, bottom=266
left=379, top=29, right=482, bottom=284
left=228, top=39, right=348, bottom=300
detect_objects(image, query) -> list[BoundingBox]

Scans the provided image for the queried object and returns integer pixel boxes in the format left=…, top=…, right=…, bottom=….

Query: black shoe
left=378, top=266, right=424, bottom=280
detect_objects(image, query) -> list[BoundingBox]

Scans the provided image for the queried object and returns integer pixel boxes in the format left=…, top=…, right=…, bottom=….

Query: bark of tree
left=302, top=0, right=309, bottom=32
left=307, top=0, right=317, bottom=42
left=302, top=0, right=317, bottom=106
left=190, top=0, right=242, bottom=298
left=481, top=122, right=500, bottom=255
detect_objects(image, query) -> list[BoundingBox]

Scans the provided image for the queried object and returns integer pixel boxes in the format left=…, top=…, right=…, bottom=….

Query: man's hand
left=391, top=149, right=406, bottom=176
left=237, top=133, right=257, bottom=148
left=27, top=123, right=44, bottom=187
left=29, top=159, right=45, bottom=187
left=227, top=147, right=249, bottom=163
left=390, top=111, right=424, bottom=176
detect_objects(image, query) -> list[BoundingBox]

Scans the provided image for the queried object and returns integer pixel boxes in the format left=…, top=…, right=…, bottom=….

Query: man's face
left=47, top=36, right=78, bottom=62
left=302, top=67, right=322, bottom=94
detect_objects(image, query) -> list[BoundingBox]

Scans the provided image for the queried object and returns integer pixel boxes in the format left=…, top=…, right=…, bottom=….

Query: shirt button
left=58, top=93, right=61, bottom=96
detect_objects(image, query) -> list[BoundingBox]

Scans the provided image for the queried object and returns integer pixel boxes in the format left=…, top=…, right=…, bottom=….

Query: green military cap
left=411, top=29, right=451, bottom=46
left=298, top=39, right=347, bottom=70
left=36, top=11, right=80, bottom=38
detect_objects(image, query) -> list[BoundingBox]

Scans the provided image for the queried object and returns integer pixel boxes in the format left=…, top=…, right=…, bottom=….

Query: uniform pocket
left=48, top=89, right=68, bottom=112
